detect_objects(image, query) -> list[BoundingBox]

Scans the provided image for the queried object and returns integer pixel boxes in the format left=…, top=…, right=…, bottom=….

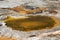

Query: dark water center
left=5, top=16, right=56, bottom=31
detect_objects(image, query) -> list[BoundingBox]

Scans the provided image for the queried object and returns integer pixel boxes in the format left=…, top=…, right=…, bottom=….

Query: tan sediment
left=10, top=6, right=47, bottom=14
left=3, top=16, right=16, bottom=22
left=48, top=16, right=60, bottom=29
left=0, top=36, right=16, bottom=40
